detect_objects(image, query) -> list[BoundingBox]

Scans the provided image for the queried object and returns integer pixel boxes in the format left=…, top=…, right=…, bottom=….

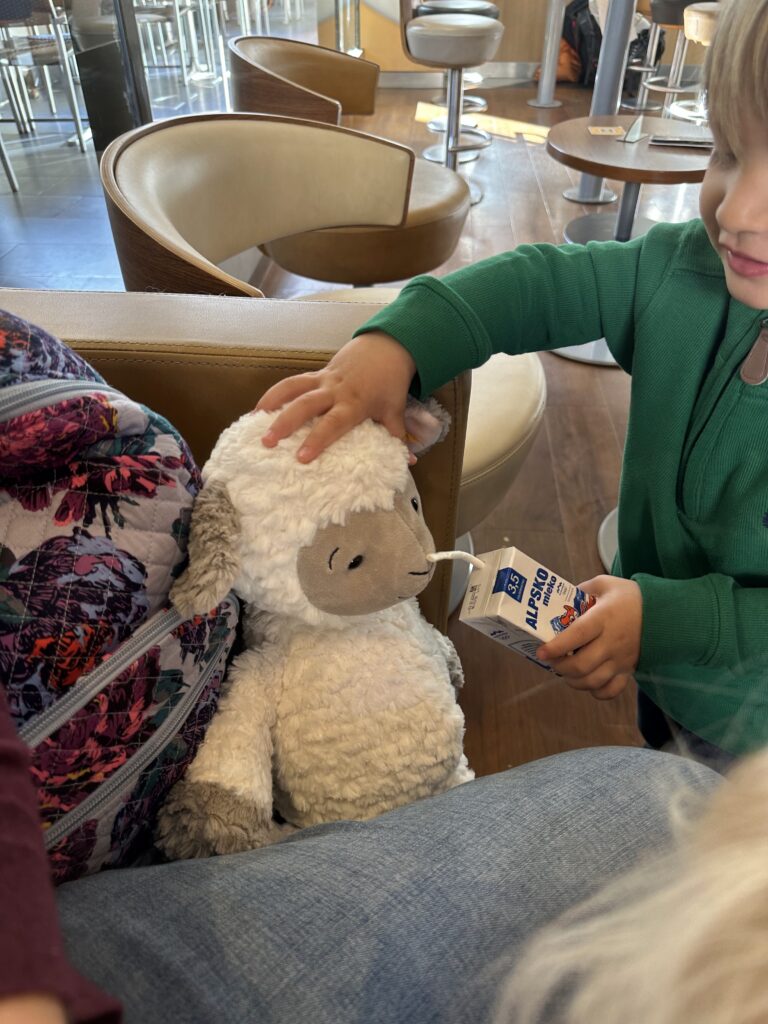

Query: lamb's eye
left=348, top=554, right=365, bottom=570
left=411, top=497, right=419, bottom=512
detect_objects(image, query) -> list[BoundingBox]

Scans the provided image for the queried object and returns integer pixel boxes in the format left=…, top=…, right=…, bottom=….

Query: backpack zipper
left=20, top=605, right=184, bottom=749
left=42, top=619, right=234, bottom=851
left=0, top=379, right=123, bottom=423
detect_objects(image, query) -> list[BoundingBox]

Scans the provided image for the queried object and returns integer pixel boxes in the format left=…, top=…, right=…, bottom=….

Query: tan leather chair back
left=229, top=37, right=379, bottom=121
left=100, top=113, right=414, bottom=294
left=0, top=289, right=469, bottom=633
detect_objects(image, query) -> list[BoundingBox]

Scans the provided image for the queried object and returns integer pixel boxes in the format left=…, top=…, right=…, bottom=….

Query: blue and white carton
left=459, top=547, right=595, bottom=672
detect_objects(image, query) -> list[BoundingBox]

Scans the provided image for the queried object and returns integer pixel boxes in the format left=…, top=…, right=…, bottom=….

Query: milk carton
left=459, top=547, right=595, bottom=672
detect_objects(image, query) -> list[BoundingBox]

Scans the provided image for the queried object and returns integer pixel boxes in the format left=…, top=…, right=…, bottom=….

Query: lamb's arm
left=156, top=647, right=289, bottom=859
left=431, top=627, right=465, bottom=694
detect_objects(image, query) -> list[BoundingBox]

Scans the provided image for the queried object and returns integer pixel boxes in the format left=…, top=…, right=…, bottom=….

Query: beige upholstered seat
left=683, top=2, right=719, bottom=46
left=99, top=113, right=415, bottom=297
left=456, top=352, right=545, bottom=537
left=228, top=37, right=471, bottom=286
left=405, top=11, right=503, bottom=68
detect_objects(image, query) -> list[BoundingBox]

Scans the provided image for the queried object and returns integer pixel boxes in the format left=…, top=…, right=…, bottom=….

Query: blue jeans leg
left=56, top=746, right=720, bottom=1024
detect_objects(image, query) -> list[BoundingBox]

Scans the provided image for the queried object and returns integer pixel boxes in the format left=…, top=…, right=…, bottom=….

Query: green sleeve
left=635, top=572, right=768, bottom=672
left=353, top=223, right=681, bottom=399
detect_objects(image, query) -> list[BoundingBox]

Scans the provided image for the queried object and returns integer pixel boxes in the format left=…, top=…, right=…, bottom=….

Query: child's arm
left=0, top=687, right=122, bottom=1023
left=259, top=225, right=679, bottom=460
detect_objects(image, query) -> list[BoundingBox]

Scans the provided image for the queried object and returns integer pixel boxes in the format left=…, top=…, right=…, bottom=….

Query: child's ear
left=170, top=480, right=241, bottom=616
left=403, top=396, right=451, bottom=456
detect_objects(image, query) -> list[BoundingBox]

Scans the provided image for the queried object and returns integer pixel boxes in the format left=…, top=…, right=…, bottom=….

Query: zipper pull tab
left=740, top=320, right=768, bottom=385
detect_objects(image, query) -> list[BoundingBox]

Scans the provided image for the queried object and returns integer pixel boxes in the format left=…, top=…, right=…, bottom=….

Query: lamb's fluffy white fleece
left=188, top=597, right=473, bottom=825
left=204, top=409, right=410, bottom=627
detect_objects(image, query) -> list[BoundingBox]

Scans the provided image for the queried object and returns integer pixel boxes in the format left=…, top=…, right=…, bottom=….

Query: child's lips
left=725, top=248, right=768, bottom=278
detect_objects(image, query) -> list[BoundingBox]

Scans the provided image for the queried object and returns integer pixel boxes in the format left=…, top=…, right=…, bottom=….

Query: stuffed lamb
left=155, top=403, right=473, bottom=860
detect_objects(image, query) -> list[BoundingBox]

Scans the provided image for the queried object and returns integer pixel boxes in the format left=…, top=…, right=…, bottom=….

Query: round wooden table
left=546, top=113, right=712, bottom=244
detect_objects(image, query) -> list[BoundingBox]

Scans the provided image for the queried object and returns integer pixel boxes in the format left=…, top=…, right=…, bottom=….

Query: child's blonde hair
left=705, top=0, right=768, bottom=155
left=494, top=748, right=768, bottom=1024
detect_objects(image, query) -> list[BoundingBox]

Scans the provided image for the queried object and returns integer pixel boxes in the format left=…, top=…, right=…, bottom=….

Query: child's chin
left=724, top=267, right=768, bottom=311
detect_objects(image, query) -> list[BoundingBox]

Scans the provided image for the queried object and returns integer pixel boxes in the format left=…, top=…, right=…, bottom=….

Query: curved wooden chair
left=229, top=35, right=379, bottom=123
left=228, top=36, right=470, bottom=286
left=99, top=112, right=414, bottom=297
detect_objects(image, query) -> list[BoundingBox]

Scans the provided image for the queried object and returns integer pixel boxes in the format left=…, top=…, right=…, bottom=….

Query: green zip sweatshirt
left=355, top=218, right=768, bottom=755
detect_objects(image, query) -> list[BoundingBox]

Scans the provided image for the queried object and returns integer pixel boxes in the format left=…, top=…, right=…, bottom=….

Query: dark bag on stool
left=0, top=310, right=238, bottom=883
left=563, top=0, right=602, bottom=87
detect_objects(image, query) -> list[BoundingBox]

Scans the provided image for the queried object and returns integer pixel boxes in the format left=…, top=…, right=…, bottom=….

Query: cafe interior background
left=0, top=0, right=713, bottom=772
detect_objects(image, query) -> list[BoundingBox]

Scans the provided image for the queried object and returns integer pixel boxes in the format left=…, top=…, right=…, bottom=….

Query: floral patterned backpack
left=0, top=309, right=239, bottom=884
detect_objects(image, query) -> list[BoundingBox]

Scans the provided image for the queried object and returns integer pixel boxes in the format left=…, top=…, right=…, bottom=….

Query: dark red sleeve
left=0, top=685, right=122, bottom=1023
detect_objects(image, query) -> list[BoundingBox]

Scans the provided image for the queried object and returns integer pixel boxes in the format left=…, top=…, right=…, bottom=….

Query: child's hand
left=536, top=576, right=642, bottom=700
left=256, top=332, right=416, bottom=462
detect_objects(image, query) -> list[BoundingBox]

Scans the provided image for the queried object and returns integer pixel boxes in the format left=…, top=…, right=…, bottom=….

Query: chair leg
left=145, top=21, right=159, bottom=64
left=157, top=24, right=170, bottom=66
left=42, top=65, right=57, bottom=114
left=0, top=132, right=19, bottom=192
left=53, top=22, right=87, bottom=152
left=634, top=21, right=662, bottom=111
left=444, top=66, right=464, bottom=172
left=15, top=68, right=36, bottom=133
left=172, top=0, right=190, bottom=86
left=237, top=0, right=252, bottom=34
left=2, top=67, right=29, bottom=134
left=260, top=0, right=271, bottom=34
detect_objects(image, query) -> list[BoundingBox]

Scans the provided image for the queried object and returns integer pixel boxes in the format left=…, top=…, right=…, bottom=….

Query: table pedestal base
left=552, top=339, right=618, bottom=365
left=563, top=185, right=617, bottom=205
left=564, top=212, right=659, bottom=245
left=597, top=506, right=619, bottom=571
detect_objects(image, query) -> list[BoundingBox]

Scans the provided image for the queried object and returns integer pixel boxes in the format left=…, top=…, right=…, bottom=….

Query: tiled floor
left=0, top=0, right=318, bottom=290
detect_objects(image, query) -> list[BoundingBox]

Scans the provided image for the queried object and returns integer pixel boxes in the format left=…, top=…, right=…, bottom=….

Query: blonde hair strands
left=705, top=0, right=768, bottom=156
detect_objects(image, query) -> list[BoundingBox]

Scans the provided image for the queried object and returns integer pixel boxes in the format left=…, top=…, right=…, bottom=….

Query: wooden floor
left=267, top=81, right=702, bottom=776
left=0, top=76, right=702, bottom=777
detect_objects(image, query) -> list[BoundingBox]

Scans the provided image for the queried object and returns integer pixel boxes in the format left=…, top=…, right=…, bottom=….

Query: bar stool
left=418, top=0, right=499, bottom=114
left=667, top=1, right=719, bottom=123
left=640, top=0, right=699, bottom=115
left=401, top=6, right=504, bottom=203
left=417, top=0, right=499, bottom=163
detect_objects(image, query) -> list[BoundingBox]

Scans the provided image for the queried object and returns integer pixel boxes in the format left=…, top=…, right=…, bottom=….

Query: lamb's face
left=295, top=473, right=435, bottom=616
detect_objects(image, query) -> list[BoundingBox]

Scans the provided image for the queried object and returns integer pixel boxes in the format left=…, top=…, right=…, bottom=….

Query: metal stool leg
left=445, top=66, right=484, bottom=205
left=528, top=0, right=566, bottom=108
left=53, top=15, right=87, bottom=152
left=0, top=132, right=18, bottom=192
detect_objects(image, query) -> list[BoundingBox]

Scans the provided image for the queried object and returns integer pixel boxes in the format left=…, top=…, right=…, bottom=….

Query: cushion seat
left=415, top=0, right=500, bottom=18
left=683, top=2, right=719, bottom=44
left=406, top=13, right=504, bottom=68
left=457, top=352, right=546, bottom=536
left=262, top=158, right=471, bottom=286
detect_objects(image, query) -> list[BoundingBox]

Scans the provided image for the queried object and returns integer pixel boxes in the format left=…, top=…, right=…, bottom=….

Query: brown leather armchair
left=228, top=36, right=471, bottom=286
left=0, top=288, right=469, bottom=633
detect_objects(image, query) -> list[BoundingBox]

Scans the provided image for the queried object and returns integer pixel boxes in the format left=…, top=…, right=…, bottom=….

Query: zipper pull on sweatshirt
left=740, top=320, right=768, bottom=385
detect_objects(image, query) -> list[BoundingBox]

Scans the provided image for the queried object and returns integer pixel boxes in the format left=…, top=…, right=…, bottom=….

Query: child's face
left=700, top=113, right=768, bottom=310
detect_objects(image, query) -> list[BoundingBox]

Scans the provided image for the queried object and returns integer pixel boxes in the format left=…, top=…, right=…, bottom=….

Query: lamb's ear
left=404, top=396, right=451, bottom=456
left=170, top=480, right=241, bottom=617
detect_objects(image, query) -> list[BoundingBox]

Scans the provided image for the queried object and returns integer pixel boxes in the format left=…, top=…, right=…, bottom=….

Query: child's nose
left=718, top=168, right=768, bottom=236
